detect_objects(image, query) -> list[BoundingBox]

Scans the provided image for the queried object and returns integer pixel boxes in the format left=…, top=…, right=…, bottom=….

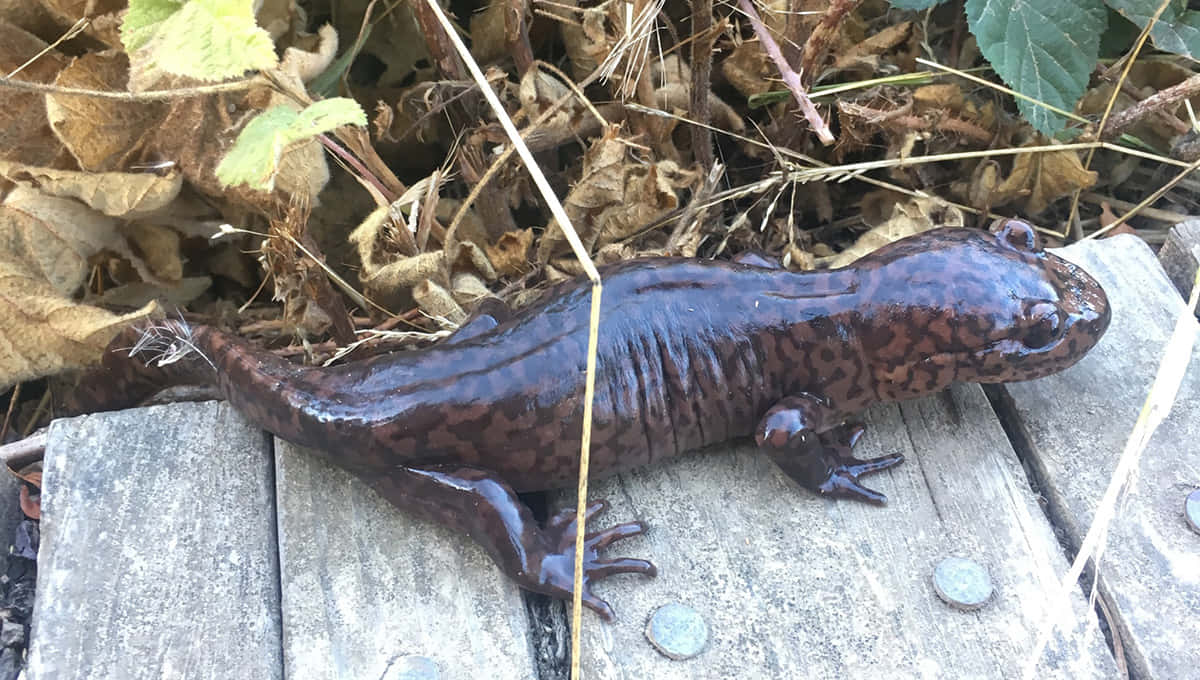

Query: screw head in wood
left=645, top=602, right=708, bottom=660
left=933, top=556, right=993, bottom=611
left=1186, top=489, right=1200, bottom=535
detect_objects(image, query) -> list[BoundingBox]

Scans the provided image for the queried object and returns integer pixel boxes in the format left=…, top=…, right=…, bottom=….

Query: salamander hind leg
left=756, top=395, right=905, bottom=505
left=368, top=465, right=656, bottom=620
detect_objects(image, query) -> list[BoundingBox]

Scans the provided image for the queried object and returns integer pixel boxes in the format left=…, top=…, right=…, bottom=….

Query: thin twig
left=0, top=75, right=258, bottom=99
left=1085, top=155, right=1200, bottom=239
left=1102, top=73, right=1200, bottom=140
left=689, top=0, right=715, bottom=167
left=735, top=0, right=834, bottom=145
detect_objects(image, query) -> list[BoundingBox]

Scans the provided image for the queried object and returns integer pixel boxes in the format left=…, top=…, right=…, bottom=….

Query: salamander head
left=859, top=221, right=1110, bottom=393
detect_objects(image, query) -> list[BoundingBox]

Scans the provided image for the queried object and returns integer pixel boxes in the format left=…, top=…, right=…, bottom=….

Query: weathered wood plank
left=1157, top=218, right=1200, bottom=301
left=1003, top=233, right=1200, bottom=680
left=560, top=245, right=1121, bottom=679
left=273, top=440, right=538, bottom=680
left=30, top=402, right=282, bottom=680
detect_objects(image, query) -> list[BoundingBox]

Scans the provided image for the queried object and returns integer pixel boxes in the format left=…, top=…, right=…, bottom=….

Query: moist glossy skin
left=87, top=220, right=1110, bottom=619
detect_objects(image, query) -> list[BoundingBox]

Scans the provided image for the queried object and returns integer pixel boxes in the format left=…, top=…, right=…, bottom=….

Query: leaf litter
left=0, top=0, right=1195, bottom=439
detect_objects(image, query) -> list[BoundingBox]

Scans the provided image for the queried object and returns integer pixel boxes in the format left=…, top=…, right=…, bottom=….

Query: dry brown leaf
left=0, top=161, right=183, bottom=217
left=486, top=229, right=534, bottom=276
left=324, top=0, right=430, bottom=88
left=469, top=0, right=509, bottom=65
left=96, top=276, right=212, bottom=309
left=817, top=197, right=964, bottom=268
left=348, top=202, right=501, bottom=313
left=912, top=83, right=965, bottom=113
left=450, top=272, right=492, bottom=307
left=0, top=20, right=71, bottom=167
left=830, top=21, right=915, bottom=75
left=992, top=147, right=1097, bottom=215
left=279, top=23, right=339, bottom=83
left=537, top=127, right=691, bottom=261
left=0, top=200, right=158, bottom=388
left=2, top=186, right=168, bottom=290
left=120, top=222, right=182, bottom=282
left=721, top=41, right=774, bottom=98
left=37, top=0, right=125, bottom=48
left=518, top=70, right=602, bottom=152
left=413, top=279, right=465, bottom=325
left=46, top=50, right=166, bottom=171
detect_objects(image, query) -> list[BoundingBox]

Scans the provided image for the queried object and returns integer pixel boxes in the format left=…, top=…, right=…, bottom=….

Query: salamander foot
left=763, top=423, right=906, bottom=505
left=537, top=500, right=657, bottom=621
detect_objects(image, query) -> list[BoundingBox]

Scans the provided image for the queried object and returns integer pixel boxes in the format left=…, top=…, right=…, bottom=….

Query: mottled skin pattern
left=83, top=221, right=1110, bottom=619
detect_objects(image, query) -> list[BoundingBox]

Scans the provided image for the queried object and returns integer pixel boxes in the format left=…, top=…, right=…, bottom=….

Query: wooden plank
left=30, top=402, right=283, bottom=680
left=1157, top=218, right=1200, bottom=301
left=565, top=392, right=1116, bottom=677
left=273, top=440, right=539, bottom=680
left=1002, top=233, right=1200, bottom=680
left=560, top=247, right=1120, bottom=678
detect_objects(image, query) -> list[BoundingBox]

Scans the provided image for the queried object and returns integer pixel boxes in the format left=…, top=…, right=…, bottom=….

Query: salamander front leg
left=368, top=465, right=656, bottom=620
left=756, top=395, right=905, bottom=504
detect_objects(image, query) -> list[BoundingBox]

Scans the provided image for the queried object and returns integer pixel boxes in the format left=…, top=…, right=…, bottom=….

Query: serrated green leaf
left=121, top=0, right=277, bottom=82
left=216, top=99, right=367, bottom=191
left=966, top=0, right=1107, bottom=136
left=1106, top=0, right=1200, bottom=59
left=120, top=0, right=182, bottom=52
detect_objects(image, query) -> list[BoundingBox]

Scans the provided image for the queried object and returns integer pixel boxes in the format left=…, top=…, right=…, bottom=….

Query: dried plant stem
left=412, top=0, right=466, bottom=79
left=1102, top=73, right=1200, bottom=140
left=1085, top=155, right=1200, bottom=239
left=689, top=0, right=715, bottom=167
left=507, top=0, right=536, bottom=74
left=799, top=0, right=861, bottom=86
left=0, top=75, right=256, bottom=99
left=736, top=0, right=834, bottom=145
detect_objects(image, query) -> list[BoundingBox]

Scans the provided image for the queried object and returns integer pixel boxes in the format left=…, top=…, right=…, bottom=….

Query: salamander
left=78, top=220, right=1110, bottom=619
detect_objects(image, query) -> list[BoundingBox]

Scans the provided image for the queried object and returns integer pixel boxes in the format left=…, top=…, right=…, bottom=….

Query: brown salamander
left=80, top=220, right=1110, bottom=619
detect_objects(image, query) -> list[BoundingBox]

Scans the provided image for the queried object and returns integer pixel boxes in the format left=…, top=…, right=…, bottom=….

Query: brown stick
left=736, top=0, right=834, bottom=145
left=1102, top=73, right=1200, bottom=140
left=507, top=0, right=535, bottom=75
left=689, top=0, right=715, bottom=168
left=411, top=0, right=466, bottom=80
left=799, top=0, right=861, bottom=86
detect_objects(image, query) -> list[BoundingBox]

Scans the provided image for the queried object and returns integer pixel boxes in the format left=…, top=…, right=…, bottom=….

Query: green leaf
left=121, top=0, right=277, bottom=81
left=1106, top=0, right=1200, bottom=59
left=966, top=0, right=1107, bottom=136
left=120, top=0, right=181, bottom=52
left=216, top=99, right=368, bottom=191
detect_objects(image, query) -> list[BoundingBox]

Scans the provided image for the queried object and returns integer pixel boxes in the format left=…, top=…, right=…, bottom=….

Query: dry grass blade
left=597, top=0, right=666, bottom=100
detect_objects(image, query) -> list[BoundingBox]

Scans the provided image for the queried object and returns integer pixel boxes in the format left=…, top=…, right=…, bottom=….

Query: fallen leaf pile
left=0, top=0, right=1196, bottom=436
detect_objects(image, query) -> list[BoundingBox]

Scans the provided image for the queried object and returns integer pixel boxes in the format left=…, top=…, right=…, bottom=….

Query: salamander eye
left=995, top=219, right=1043, bottom=253
left=1022, top=302, right=1064, bottom=349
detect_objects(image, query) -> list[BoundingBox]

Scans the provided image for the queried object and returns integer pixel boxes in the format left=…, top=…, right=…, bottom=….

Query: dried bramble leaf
left=992, top=147, right=1097, bottom=215
left=0, top=161, right=183, bottom=218
left=0, top=202, right=158, bottom=389
left=0, top=20, right=71, bottom=168
left=817, top=198, right=964, bottom=269
left=538, top=127, right=693, bottom=262
left=46, top=50, right=165, bottom=171
left=486, top=229, right=534, bottom=277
